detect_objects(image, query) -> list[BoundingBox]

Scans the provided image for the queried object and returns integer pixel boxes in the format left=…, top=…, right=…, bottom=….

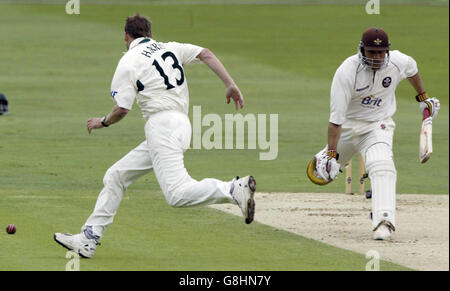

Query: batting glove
left=315, top=147, right=341, bottom=181
left=416, top=93, right=440, bottom=120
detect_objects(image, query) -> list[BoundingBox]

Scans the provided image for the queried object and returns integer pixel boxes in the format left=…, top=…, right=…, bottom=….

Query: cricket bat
left=419, top=108, right=432, bottom=163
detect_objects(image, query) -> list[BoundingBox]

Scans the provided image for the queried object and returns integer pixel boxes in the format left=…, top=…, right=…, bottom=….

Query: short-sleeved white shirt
left=329, top=50, right=418, bottom=125
left=110, top=37, right=204, bottom=120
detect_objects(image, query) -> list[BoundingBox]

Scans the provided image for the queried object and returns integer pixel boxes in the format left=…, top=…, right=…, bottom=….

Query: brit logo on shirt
left=361, top=95, right=382, bottom=107
left=382, top=77, right=392, bottom=88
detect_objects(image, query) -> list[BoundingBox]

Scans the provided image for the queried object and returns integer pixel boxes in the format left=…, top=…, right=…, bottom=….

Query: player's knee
left=365, top=143, right=396, bottom=175
left=166, top=193, right=187, bottom=208
left=164, top=186, right=188, bottom=208
left=103, top=167, right=124, bottom=187
left=167, top=198, right=184, bottom=208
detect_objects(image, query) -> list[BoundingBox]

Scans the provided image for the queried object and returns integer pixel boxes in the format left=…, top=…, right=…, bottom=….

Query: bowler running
left=54, top=14, right=256, bottom=258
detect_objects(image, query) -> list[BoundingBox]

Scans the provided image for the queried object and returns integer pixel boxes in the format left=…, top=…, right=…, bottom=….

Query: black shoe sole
left=245, top=176, right=256, bottom=224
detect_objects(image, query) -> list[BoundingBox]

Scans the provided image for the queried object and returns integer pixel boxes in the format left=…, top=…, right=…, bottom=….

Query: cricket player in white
left=54, top=14, right=256, bottom=258
left=307, top=27, right=440, bottom=240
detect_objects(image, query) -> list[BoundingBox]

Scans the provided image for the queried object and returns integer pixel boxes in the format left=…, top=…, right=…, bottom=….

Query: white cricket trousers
left=336, top=118, right=397, bottom=230
left=83, top=110, right=235, bottom=237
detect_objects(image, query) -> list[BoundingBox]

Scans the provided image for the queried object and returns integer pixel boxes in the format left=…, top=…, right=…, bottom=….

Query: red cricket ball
left=6, top=224, right=16, bottom=234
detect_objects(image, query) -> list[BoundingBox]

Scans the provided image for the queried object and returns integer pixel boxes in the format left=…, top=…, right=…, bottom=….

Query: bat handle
left=423, top=108, right=430, bottom=121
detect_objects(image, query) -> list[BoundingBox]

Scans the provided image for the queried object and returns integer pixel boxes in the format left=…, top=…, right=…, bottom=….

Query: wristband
left=415, top=92, right=429, bottom=102
left=101, top=116, right=109, bottom=127
left=327, top=149, right=339, bottom=160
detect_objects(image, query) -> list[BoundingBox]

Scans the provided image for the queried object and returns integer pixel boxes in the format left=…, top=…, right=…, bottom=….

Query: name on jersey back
left=141, top=43, right=165, bottom=59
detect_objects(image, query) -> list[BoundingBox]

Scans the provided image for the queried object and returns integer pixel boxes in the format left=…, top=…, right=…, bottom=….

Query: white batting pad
left=364, top=143, right=397, bottom=230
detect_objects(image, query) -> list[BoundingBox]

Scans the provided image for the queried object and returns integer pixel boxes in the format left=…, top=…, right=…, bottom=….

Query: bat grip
left=423, top=108, right=430, bottom=121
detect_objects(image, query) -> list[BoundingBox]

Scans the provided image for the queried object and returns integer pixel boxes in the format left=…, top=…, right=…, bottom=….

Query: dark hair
left=125, top=14, right=152, bottom=38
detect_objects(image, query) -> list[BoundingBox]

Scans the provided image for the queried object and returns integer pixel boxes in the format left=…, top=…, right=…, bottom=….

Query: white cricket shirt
left=329, top=50, right=418, bottom=125
left=110, top=37, right=203, bottom=120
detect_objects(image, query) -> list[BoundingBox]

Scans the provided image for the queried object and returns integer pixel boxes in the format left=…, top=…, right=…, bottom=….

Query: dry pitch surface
left=211, top=193, right=449, bottom=271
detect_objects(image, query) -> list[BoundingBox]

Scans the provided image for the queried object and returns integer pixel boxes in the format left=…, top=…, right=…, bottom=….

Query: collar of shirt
left=363, top=63, right=390, bottom=73
left=128, top=37, right=152, bottom=51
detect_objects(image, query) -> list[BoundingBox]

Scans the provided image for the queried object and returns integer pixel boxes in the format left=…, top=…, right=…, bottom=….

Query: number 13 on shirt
left=152, top=51, right=185, bottom=90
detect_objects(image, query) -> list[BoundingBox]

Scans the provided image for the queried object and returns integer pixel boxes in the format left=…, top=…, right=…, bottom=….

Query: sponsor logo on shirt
left=110, top=91, right=118, bottom=99
left=361, top=95, right=382, bottom=107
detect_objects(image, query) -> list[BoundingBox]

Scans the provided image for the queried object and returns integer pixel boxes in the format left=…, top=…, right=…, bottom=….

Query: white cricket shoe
left=54, top=232, right=100, bottom=258
left=373, top=221, right=395, bottom=240
left=230, top=175, right=256, bottom=224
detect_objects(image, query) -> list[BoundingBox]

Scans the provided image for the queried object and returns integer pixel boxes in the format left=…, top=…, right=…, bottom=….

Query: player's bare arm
left=197, top=48, right=244, bottom=110
left=327, top=122, right=342, bottom=152
left=407, top=73, right=425, bottom=94
left=87, top=105, right=129, bottom=134
left=320, top=122, right=341, bottom=180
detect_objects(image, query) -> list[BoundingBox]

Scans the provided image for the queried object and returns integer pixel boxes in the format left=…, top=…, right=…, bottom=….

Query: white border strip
left=0, top=0, right=448, bottom=6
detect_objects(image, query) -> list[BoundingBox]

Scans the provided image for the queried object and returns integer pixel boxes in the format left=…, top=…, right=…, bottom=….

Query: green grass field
left=0, top=0, right=447, bottom=271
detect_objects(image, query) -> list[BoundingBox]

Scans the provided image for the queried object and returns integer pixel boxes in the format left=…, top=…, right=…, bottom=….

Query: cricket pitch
left=211, top=192, right=449, bottom=271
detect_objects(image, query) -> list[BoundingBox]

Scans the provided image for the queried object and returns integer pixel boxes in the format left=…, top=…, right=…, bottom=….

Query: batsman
left=307, top=27, right=440, bottom=240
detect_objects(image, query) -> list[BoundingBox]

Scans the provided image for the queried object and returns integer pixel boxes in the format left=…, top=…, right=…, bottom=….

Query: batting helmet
left=358, top=27, right=391, bottom=70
